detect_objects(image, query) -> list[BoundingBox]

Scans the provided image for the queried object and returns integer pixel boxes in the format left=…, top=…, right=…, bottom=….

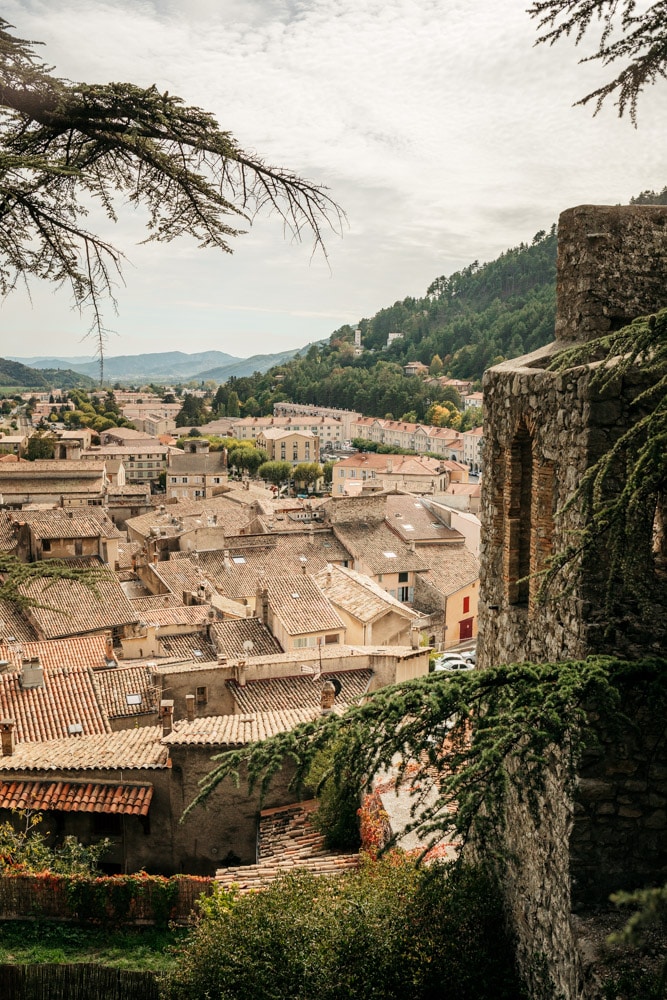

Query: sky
left=2, top=0, right=666, bottom=362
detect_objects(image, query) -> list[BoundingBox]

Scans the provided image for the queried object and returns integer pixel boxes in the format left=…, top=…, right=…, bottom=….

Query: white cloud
left=2, top=0, right=666, bottom=359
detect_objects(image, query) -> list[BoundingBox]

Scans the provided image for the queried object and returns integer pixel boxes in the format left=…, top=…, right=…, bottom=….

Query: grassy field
left=0, top=921, right=188, bottom=973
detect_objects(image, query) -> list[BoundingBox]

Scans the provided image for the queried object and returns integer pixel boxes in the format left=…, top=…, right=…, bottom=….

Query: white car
left=433, top=655, right=473, bottom=673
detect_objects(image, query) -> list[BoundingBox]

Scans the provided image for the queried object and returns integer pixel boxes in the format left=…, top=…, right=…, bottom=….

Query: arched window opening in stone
left=530, top=457, right=556, bottom=605
left=503, top=423, right=533, bottom=606
left=652, top=490, right=667, bottom=580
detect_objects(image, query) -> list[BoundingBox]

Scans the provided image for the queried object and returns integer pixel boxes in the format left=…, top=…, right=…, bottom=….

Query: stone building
left=477, top=205, right=667, bottom=998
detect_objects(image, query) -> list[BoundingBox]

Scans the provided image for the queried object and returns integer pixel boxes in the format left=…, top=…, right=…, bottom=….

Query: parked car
left=433, top=655, right=473, bottom=673
left=461, top=649, right=476, bottom=666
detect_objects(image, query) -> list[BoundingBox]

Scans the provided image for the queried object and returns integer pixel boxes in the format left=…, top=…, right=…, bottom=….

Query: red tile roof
left=0, top=635, right=113, bottom=673
left=0, top=779, right=153, bottom=815
left=0, top=665, right=111, bottom=744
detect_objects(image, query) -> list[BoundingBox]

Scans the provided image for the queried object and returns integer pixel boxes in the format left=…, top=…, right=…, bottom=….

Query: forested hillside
left=0, top=357, right=96, bottom=390
left=210, top=227, right=557, bottom=423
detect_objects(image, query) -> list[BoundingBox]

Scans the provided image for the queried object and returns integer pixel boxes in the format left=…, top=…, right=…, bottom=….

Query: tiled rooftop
left=0, top=600, right=38, bottom=642
left=139, top=605, right=213, bottom=628
left=92, top=663, right=159, bottom=720
left=264, top=575, right=344, bottom=636
left=148, top=558, right=206, bottom=598
left=0, top=779, right=153, bottom=816
left=194, top=532, right=350, bottom=600
left=314, top=565, right=418, bottom=623
left=216, top=801, right=359, bottom=892
left=163, top=708, right=322, bottom=747
left=385, top=494, right=463, bottom=543
left=0, top=664, right=110, bottom=743
left=229, top=669, right=372, bottom=714
left=417, top=543, right=480, bottom=596
left=332, top=521, right=428, bottom=575
left=209, top=618, right=282, bottom=659
left=10, top=509, right=122, bottom=540
left=21, top=575, right=139, bottom=640
left=0, top=511, right=18, bottom=552
left=130, top=594, right=184, bottom=611
left=0, top=725, right=168, bottom=772
left=0, top=635, right=114, bottom=672
left=157, top=631, right=217, bottom=662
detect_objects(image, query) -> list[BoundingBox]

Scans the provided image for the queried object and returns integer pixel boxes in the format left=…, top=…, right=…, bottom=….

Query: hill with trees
left=0, top=357, right=96, bottom=390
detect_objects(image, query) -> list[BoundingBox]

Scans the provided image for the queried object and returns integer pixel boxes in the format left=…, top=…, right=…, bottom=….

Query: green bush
left=162, top=858, right=525, bottom=1000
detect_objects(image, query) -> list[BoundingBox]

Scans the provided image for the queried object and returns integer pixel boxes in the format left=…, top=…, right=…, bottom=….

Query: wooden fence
left=0, top=872, right=212, bottom=926
left=0, top=964, right=159, bottom=999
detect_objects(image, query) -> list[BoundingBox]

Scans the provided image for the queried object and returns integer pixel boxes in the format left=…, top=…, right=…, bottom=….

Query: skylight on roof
left=68, top=723, right=83, bottom=735
left=232, top=556, right=246, bottom=564
left=403, top=524, right=414, bottom=531
left=126, top=693, right=142, bottom=706
left=383, top=551, right=397, bottom=558
left=193, top=650, right=204, bottom=658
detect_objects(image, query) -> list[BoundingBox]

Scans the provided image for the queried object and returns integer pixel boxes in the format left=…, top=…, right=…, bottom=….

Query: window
left=294, top=636, right=316, bottom=648
left=463, top=595, right=470, bottom=614
left=324, top=633, right=339, bottom=644
left=196, top=686, right=208, bottom=705
left=398, top=571, right=409, bottom=583
left=398, top=586, right=410, bottom=602
left=42, top=539, right=51, bottom=552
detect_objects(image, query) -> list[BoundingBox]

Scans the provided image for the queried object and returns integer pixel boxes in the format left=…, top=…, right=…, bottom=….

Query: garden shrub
left=162, top=856, right=525, bottom=1000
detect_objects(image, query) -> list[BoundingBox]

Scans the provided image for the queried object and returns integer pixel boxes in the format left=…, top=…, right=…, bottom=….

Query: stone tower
left=478, top=204, right=667, bottom=668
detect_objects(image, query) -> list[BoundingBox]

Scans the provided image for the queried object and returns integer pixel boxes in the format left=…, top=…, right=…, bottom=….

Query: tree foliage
left=187, top=656, right=666, bottom=857
left=163, top=859, right=524, bottom=1000
left=529, top=0, right=667, bottom=121
left=540, top=308, right=667, bottom=627
left=0, top=19, right=343, bottom=376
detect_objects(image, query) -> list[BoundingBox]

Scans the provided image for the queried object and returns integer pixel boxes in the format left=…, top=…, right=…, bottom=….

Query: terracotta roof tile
left=229, top=669, right=372, bottom=714
left=418, top=543, right=480, bottom=595
left=216, top=801, right=359, bottom=892
left=156, top=632, right=217, bottom=662
left=10, top=509, right=122, bottom=540
left=20, top=576, right=139, bottom=640
left=263, top=574, right=344, bottom=636
left=163, top=708, right=322, bottom=746
left=0, top=725, right=168, bottom=771
left=314, top=565, right=418, bottom=624
left=0, top=635, right=113, bottom=672
left=0, top=600, right=38, bottom=642
left=332, top=521, right=428, bottom=575
left=0, top=665, right=110, bottom=743
left=92, top=664, right=159, bottom=720
left=130, top=594, right=184, bottom=611
left=209, top=618, right=282, bottom=659
left=0, top=779, right=153, bottom=815
left=192, top=532, right=350, bottom=600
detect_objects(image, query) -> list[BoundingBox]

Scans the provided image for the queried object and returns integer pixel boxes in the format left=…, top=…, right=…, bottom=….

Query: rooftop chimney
left=0, top=719, right=15, bottom=756
left=104, top=634, right=114, bottom=661
left=320, top=680, right=336, bottom=715
left=185, top=694, right=195, bottom=723
left=20, top=657, right=44, bottom=690
left=256, top=584, right=269, bottom=625
left=160, top=699, right=174, bottom=736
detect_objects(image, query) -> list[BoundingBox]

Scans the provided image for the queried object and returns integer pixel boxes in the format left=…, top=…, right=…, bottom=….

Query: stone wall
left=478, top=206, right=667, bottom=998
left=556, top=205, right=667, bottom=343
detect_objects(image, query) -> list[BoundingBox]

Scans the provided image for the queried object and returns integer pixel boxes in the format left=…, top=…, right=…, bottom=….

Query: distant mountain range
left=9, top=345, right=312, bottom=384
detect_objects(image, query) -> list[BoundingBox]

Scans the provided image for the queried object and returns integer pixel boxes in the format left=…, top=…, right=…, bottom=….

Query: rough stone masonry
left=477, top=205, right=667, bottom=999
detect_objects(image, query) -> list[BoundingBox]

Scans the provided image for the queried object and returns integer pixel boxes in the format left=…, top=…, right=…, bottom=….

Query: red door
left=459, top=617, right=473, bottom=641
